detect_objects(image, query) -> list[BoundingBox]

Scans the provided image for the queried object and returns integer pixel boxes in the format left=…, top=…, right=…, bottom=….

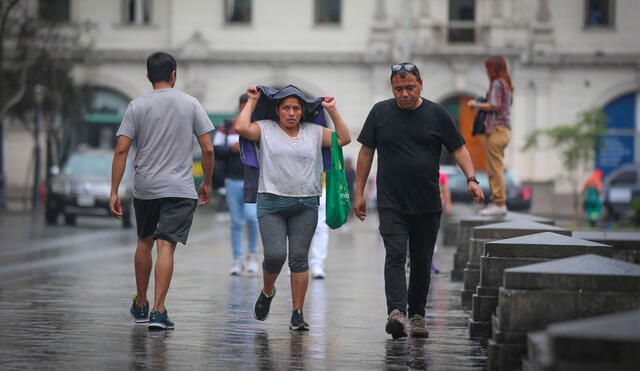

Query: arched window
left=80, top=87, right=131, bottom=149
left=83, top=87, right=130, bottom=118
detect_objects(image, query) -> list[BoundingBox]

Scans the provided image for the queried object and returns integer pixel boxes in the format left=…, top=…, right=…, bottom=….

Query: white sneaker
left=229, top=260, right=243, bottom=276
left=246, top=254, right=259, bottom=274
left=480, top=203, right=507, bottom=216
left=311, top=268, right=325, bottom=279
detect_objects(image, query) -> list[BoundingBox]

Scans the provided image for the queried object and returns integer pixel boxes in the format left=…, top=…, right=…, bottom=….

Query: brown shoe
left=385, top=309, right=407, bottom=339
left=410, top=314, right=429, bottom=338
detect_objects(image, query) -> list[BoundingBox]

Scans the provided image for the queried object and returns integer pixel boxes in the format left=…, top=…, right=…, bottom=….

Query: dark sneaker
left=385, top=309, right=407, bottom=339
left=289, top=309, right=310, bottom=331
left=410, top=314, right=429, bottom=338
left=130, top=295, right=149, bottom=323
left=253, top=288, right=276, bottom=321
left=148, top=310, right=175, bottom=330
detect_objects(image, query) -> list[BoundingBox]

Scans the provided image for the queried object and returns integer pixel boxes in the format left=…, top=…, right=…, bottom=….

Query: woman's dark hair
left=147, top=52, right=177, bottom=84
left=484, top=56, right=513, bottom=92
left=276, top=95, right=305, bottom=110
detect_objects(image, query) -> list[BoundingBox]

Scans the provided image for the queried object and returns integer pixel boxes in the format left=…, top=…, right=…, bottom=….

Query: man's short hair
left=239, top=93, right=248, bottom=105
left=390, top=62, right=422, bottom=82
left=147, top=52, right=177, bottom=84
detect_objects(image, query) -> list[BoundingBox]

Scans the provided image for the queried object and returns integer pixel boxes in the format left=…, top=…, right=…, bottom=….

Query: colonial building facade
left=6, top=0, right=640, bottom=196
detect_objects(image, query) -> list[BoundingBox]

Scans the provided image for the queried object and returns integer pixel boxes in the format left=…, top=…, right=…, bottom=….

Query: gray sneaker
left=410, top=314, right=429, bottom=338
left=289, top=308, right=310, bottom=331
left=385, top=309, right=407, bottom=339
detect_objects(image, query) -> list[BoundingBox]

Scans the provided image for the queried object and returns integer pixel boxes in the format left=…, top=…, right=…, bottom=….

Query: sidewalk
left=0, top=207, right=487, bottom=370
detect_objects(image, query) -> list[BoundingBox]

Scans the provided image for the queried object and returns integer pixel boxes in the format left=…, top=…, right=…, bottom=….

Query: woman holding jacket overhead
left=235, top=85, right=351, bottom=331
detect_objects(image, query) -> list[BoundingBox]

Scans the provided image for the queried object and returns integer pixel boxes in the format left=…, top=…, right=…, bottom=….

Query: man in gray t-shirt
left=110, top=52, right=214, bottom=330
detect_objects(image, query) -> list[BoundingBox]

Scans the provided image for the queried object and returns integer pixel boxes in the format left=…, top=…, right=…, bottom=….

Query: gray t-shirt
left=117, top=88, right=214, bottom=200
left=256, top=120, right=324, bottom=197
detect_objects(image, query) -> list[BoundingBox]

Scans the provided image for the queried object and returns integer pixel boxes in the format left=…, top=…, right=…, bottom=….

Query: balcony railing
left=447, top=21, right=477, bottom=43
left=427, top=22, right=489, bottom=49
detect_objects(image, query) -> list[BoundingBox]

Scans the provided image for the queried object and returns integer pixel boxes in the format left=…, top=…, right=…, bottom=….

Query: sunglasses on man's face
left=391, top=64, right=416, bottom=73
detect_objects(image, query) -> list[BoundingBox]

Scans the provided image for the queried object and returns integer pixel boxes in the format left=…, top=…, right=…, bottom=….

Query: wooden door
left=459, top=96, right=486, bottom=171
left=441, top=96, right=486, bottom=170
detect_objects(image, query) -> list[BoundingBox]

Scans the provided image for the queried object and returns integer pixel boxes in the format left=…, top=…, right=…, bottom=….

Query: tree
left=523, top=108, right=607, bottom=227
left=0, top=0, right=21, bottom=208
left=0, top=0, right=93, bottom=208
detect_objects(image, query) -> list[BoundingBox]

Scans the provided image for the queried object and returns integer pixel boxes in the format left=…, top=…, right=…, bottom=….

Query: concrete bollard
left=488, top=254, right=640, bottom=371
left=470, top=232, right=611, bottom=338
left=523, top=309, right=640, bottom=371
left=461, top=220, right=568, bottom=308
left=572, top=230, right=640, bottom=264
left=452, top=213, right=554, bottom=282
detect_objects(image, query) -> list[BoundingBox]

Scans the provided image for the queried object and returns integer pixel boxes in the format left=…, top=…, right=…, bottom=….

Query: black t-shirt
left=357, top=98, right=465, bottom=214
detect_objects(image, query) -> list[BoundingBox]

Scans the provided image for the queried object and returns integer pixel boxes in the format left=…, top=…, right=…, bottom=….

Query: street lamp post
left=401, top=0, right=412, bottom=62
left=32, top=84, right=45, bottom=210
left=0, top=117, right=5, bottom=209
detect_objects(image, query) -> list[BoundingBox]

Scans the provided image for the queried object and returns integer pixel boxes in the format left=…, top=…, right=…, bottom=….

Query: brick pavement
left=0, top=207, right=486, bottom=370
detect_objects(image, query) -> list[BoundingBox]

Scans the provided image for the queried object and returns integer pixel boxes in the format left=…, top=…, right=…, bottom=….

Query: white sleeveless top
left=256, top=120, right=324, bottom=197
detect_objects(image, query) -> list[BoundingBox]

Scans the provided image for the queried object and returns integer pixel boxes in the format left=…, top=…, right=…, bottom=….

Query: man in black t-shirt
left=354, top=62, right=484, bottom=339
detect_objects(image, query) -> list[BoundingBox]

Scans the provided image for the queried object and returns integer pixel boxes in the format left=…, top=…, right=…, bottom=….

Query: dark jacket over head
left=240, top=84, right=331, bottom=202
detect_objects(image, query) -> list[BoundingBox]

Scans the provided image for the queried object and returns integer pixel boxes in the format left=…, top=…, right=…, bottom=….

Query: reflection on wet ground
left=0, top=207, right=486, bottom=370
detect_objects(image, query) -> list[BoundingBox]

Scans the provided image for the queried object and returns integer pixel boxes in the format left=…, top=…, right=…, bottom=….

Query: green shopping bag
left=326, top=132, right=351, bottom=229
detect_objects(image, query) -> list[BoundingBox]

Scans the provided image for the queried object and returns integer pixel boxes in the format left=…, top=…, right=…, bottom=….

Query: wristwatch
left=467, top=176, right=480, bottom=185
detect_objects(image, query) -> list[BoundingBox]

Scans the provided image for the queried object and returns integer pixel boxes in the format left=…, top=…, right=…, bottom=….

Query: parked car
left=445, top=167, right=531, bottom=211
left=602, top=163, right=640, bottom=221
left=45, top=150, right=133, bottom=228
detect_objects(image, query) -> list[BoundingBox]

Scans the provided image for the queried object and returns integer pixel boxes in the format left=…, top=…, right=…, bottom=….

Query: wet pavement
left=0, top=206, right=487, bottom=370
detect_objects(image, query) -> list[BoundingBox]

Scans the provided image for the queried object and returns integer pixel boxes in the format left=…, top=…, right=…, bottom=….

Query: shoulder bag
left=471, top=97, right=487, bottom=136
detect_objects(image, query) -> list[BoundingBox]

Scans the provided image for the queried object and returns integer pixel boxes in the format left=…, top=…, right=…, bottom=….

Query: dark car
left=602, top=163, right=640, bottom=221
left=445, top=168, right=531, bottom=211
left=45, top=150, right=133, bottom=228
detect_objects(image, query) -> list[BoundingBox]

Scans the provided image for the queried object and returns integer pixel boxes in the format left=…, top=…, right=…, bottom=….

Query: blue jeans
left=225, top=178, right=259, bottom=260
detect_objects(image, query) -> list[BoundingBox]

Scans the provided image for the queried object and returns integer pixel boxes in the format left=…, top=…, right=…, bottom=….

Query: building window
left=448, top=0, right=475, bottom=43
left=585, top=0, right=615, bottom=27
left=124, top=0, right=151, bottom=25
left=315, top=0, right=340, bottom=24
left=225, top=0, right=251, bottom=24
left=39, top=0, right=70, bottom=23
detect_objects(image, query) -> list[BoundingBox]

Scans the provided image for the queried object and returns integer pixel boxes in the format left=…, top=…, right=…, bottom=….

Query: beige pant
left=485, top=126, right=510, bottom=206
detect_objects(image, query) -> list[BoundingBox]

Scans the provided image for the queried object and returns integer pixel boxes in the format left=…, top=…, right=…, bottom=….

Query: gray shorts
left=134, top=197, right=198, bottom=245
